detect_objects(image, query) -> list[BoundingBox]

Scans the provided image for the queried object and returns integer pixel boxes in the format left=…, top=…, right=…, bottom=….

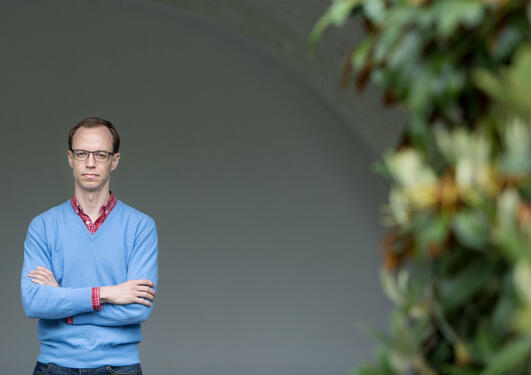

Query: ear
left=67, top=150, right=74, bottom=169
left=110, top=152, right=120, bottom=171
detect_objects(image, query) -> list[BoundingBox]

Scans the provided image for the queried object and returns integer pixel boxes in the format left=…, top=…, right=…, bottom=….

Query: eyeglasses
left=70, top=149, right=114, bottom=162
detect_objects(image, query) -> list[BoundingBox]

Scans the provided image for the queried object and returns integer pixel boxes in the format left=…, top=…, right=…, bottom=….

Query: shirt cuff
left=91, top=287, right=102, bottom=311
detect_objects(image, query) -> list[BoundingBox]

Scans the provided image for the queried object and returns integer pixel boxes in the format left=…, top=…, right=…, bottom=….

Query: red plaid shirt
left=66, top=191, right=118, bottom=325
left=70, top=191, right=118, bottom=235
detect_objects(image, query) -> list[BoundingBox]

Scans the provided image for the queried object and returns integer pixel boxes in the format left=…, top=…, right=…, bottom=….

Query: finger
left=37, top=266, right=52, bottom=273
left=41, top=268, right=55, bottom=279
left=31, top=272, right=50, bottom=282
left=137, top=291, right=155, bottom=301
left=30, top=270, right=47, bottom=277
left=138, top=279, right=154, bottom=286
left=135, top=297, right=152, bottom=307
left=139, top=286, right=156, bottom=296
left=29, top=274, right=46, bottom=281
left=33, top=270, right=48, bottom=277
left=137, top=279, right=154, bottom=287
left=31, top=279, right=44, bottom=284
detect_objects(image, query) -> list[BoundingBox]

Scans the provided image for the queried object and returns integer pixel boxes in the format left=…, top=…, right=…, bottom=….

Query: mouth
left=82, top=173, right=98, bottom=178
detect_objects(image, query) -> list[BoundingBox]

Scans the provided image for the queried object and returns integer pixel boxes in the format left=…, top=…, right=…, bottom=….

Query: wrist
left=99, top=286, right=110, bottom=304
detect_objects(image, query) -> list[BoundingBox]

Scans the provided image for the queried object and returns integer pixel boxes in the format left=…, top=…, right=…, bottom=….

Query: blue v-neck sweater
left=20, top=200, right=158, bottom=368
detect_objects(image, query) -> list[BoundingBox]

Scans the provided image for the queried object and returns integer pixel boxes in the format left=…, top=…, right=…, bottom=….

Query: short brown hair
left=68, top=117, right=120, bottom=153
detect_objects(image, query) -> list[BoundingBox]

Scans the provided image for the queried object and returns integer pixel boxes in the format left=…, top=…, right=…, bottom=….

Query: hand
left=100, top=279, right=155, bottom=307
left=28, top=266, right=59, bottom=287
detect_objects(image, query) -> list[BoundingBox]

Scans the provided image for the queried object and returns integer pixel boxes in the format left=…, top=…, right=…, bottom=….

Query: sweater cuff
left=65, top=287, right=100, bottom=325
left=67, top=286, right=95, bottom=315
left=91, top=287, right=102, bottom=311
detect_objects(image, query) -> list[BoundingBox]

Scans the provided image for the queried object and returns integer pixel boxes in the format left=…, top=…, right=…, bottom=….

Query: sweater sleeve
left=20, top=217, right=96, bottom=319
left=71, top=217, right=159, bottom=326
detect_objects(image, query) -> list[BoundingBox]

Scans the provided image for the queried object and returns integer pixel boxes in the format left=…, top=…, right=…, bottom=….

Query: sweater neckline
left=67, top=199, right=121, bottom=241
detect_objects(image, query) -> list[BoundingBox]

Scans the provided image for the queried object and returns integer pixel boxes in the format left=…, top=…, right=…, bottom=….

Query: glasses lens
left=74, top=151, right=88, bottom=160
left=95, top=152, right=110, bottom=161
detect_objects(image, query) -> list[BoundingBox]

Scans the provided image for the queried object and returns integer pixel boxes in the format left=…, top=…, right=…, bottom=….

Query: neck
left=73, top=184, right=111, bottom=219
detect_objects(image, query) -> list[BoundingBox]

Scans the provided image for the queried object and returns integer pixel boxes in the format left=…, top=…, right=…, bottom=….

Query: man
left=20, top=117, right=158, bottom=375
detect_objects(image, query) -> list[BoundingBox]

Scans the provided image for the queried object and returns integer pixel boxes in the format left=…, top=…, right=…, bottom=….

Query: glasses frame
left=70, top=149, right=115, bottom=162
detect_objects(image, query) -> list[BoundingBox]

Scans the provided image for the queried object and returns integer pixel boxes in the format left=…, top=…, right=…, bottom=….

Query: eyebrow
left=72, top=149, right=113, bottom=152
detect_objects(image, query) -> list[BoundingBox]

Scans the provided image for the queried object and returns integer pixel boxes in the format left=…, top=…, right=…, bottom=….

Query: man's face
left=67, top=126, right=120, bottom=193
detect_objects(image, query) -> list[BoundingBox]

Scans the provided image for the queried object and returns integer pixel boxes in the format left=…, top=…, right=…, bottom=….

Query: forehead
left=71, top=126, right=113, bottom=151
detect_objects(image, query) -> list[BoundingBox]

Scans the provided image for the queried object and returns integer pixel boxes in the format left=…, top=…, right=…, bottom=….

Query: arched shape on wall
left=0, top=1, right=390, bottom=374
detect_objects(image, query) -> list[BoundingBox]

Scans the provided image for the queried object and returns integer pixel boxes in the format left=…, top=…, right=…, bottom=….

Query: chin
left=77, top=181, right=102, bottom=192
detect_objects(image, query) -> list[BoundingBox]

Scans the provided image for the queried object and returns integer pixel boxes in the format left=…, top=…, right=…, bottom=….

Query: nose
left=85, top=153, right=96, bottom=167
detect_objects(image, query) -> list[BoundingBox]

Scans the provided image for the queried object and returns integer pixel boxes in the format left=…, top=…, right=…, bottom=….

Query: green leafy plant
left=311, top=1, right=531, bottom=374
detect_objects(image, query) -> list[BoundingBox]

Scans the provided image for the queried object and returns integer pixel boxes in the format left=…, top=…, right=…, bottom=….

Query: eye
left=95, top=152, right=108, bottom=159
left=74, top=151, right=88, bottom=158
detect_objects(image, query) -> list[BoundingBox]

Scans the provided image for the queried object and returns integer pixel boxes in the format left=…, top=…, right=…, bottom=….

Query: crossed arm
left=20, top=216, right=159, bottom=326
left=28, top=267, right=154, bottom=308
left=27, top=266, right=156, bottom=325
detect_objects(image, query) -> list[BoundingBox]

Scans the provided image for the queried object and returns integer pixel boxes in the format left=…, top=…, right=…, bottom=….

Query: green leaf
left=380, top=268, right=407, bottom=306
left=492, top=25, right=522, bottom=61
left=474, top=45, right=531, bottom=116
left=362, top=0, right=385, bottom=26
left=493, top=189, right=528, bottom=261
left=388, top=30, right=422, bottom=70
left=358, top=322, right=396, bottom=350
left=470, top=326, right=498, bottom=363
left=513, top=259, right=531, bottom=305
left=309, top=0, right=361, bottom=49
left=498, top=117, right=531, bottom=175
left=432, top=0, right=484, bottom=38
left=481, top=335, right=531, bottom=375
left=441, top=365, right=481, bottom=375
left=370, top=159, right=390, bottom=178
left=352, top=36, right=374, bottom=70
left=416, top=213, right=451, bottom=254
left=438, top=261, right=493, bottom=311
left=452, top=209, right=490, bottom=251
left=408, top=68, right=433, bottom=112
left=491, top=283, right=517, bottom=337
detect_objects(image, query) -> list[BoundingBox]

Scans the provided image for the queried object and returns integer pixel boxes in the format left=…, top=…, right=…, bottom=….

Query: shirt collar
left=70, top=191, right=117, bottom=216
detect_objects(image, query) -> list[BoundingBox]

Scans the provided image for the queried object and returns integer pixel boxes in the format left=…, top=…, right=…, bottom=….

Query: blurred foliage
left=311, top=1, right=531, bottom=374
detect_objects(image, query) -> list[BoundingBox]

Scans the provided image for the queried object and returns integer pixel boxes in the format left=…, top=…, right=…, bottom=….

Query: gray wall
left=0, top=1, right=392, bottom=374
